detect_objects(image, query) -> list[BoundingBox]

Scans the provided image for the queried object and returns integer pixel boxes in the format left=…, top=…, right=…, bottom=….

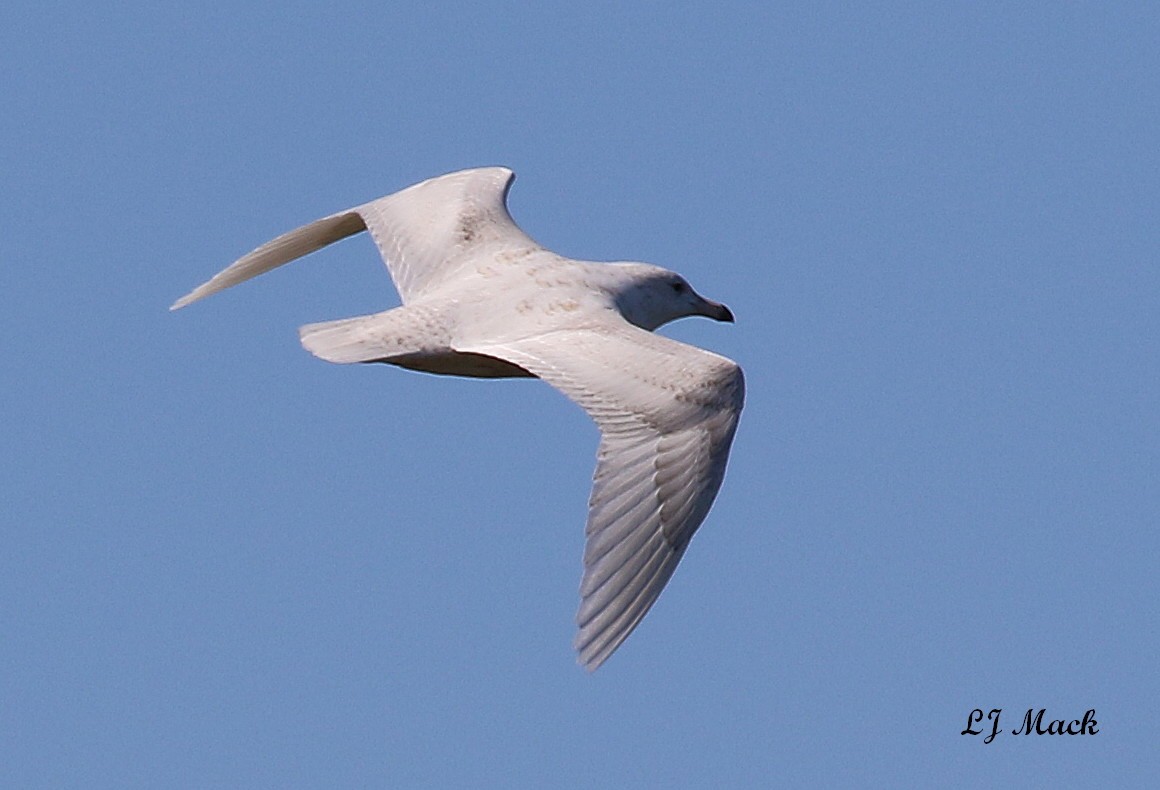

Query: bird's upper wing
left=172, top=167, right=538, bottom=309
left=463, top=322, right=744, bottom=670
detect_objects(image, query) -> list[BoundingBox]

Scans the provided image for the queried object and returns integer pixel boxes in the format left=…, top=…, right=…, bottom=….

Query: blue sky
left=3, top=1, right=1157, bottom=786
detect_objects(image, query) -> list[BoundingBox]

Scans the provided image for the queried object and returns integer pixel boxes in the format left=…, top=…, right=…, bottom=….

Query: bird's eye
left=670, top=281, right=688, bottom=294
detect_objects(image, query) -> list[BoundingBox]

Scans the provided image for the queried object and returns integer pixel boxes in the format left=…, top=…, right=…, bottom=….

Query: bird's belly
left=382, top=351, right=534, bottom=379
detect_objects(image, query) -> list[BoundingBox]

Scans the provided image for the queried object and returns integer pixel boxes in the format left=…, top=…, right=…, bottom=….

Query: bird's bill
left=703, top=299, right=734, bottom=323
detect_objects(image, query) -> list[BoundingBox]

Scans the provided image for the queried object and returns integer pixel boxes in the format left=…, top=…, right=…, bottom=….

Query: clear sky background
left=3, top=2, right=1157, bottom=786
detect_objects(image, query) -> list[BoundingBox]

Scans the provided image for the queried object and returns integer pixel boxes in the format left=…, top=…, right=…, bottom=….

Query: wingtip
left=574, top=628, right=620, bottom=672
left=576, top=651, right=605, bottom=673
left=169, top=290, right=200, bottom=311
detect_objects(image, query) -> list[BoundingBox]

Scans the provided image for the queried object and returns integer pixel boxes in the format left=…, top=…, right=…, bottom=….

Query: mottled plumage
left=173, top=168, right=744, bottom=670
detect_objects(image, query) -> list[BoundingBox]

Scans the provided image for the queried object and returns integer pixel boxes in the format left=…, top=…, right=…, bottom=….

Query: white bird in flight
left=173, top=167, right=744, bottom=670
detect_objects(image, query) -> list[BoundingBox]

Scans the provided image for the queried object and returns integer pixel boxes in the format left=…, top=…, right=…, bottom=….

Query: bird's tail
left=299, top=308, right=434, bottom=365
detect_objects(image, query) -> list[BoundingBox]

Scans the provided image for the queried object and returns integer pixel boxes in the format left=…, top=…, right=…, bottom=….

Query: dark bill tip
left=713, top=302, right=735, bottom=323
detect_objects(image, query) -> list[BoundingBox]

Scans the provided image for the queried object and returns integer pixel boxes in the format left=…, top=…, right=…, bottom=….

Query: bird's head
left=606, top=263, right=734, bottom=331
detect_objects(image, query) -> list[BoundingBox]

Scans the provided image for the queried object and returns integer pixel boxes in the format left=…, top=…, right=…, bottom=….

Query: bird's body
left=174, top=167, right=743, bottom=670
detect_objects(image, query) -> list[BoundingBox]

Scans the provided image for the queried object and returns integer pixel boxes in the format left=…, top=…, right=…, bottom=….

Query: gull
left=173, top=167, right=744, bottom=670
